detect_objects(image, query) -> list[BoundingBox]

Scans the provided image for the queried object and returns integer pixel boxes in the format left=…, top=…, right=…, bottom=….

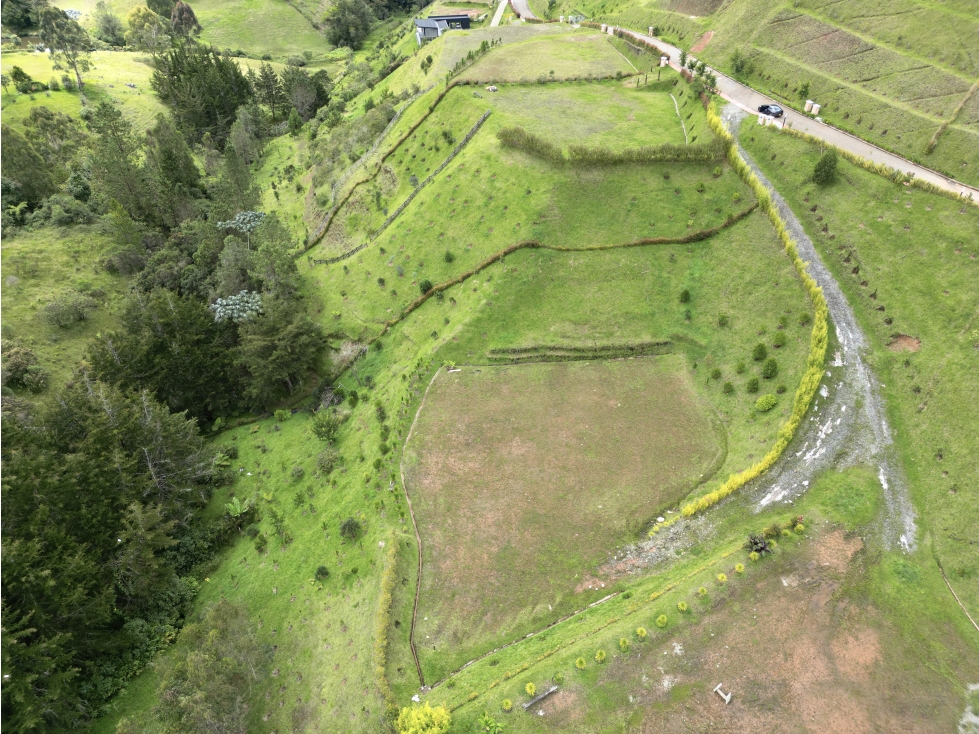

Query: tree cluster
left=1, top=380, right=231, bottom=729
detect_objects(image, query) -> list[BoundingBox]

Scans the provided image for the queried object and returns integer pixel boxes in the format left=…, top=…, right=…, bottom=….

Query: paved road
left=489, top=0, right=507, bottom=27
left=510, top=0, right=537, bottom=21
left=614, top=27, right=979, bottom=201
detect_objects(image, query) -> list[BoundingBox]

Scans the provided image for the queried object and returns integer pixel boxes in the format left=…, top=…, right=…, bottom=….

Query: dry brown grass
left=403, top=356, right=722, bottom=680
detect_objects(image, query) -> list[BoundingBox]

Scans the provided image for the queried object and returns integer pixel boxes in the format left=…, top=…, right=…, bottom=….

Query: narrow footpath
left=613, top=27, right=979, bottom=201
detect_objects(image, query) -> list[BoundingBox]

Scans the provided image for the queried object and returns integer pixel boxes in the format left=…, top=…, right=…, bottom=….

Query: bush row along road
left=611, top=27, right=979, bottom=202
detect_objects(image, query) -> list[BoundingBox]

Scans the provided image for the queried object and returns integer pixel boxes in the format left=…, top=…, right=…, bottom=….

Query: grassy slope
left=741, top=124, right=979, bottom=614
left=1, top=50, right=165, bottom=129
left=1, top=226, right=127, bottom=388
left=583, top=0, right=979, bottom=185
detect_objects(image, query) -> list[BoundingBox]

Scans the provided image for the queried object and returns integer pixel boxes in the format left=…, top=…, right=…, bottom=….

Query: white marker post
left=713, top=683, right=732, bottom=704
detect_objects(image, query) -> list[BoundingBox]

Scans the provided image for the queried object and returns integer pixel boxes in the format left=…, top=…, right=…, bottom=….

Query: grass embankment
left=404, top=357, right=722, bottom=680
left=741, top=123, right=979, bottom=616
left=0, top=226, right=127, bottom=388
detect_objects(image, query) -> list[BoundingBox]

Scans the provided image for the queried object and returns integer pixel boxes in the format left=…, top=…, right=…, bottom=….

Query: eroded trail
left=603, top=108, right=916, bottom=577
left=726, top=107, right=916, bottom=552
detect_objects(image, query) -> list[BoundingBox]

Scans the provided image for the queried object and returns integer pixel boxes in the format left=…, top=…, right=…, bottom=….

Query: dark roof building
left=414, top=14, right=471, bottom=45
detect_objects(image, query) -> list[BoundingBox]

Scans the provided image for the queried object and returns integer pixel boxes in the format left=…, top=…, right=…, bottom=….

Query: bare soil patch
left=405, top=357, right=721, bottom=678
left=887, top=333, right=921, bottom=352
left=690, top=31, right=715, bottom=53
left=558, top=528, right=972, bottom=734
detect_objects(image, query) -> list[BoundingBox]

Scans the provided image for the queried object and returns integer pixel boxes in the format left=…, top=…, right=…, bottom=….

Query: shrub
left=677, top=601, right=688, bottom=613
left=735, top=361, right=746, bottom=374
left=315, top=565, right=330, bottom=580
left=317, top=447, right=341, bottom=474
left=291, top=465, right=305, bottom=480
left=747, top=532, right=773, bottom=554
left=722, top=381, right=734, bottom=394
left=635, top=627, right=647, bottom=640
left=755, top=394, right=777, bottom=412
left=795, top=523, right=805, bottom=533
left=716, top=573, right=727, bottom=584
left=813, top=150, right=838, bottom=186
left=525, top=682, right=536, bottom=697
left=254, top=532, right=268, bottom=553
left=735, top=563, right=745, bottom=574
left=594, top=649, right=607, bottom=663
left=467, top=692, right=478, bottom=701
left=769, top=539, right=778, bottom=549
left=679, top=289, right=691, bottom=303
left=339, top=517, right=362, bottom=540
left=749, top=551, right=760, bottom=561
left=286, top=54, right=307, bottom=66
left=552, top=672, right=564, bottom=684
left=377, top=277, right=386, bottom=287
left=655, top=614, right=668, bottom=628
left=752, top=343, right=768, bottom=361
left=799, top=312, right=812, bottom=326
left=762, top=358, right=778, bottom=379
left=224, top=445, right=239, bottom=460
left=772, top=331, right=787, bottom=348
left=396, top=702, right=451, bottom=734
left=697, top=587, right=707, bottom=597
left=419, top=279, right=434, bottom=294
left=746, top=377, right=760, bottom=393
left=619, top=638, right=630, bottom=652
left=275, top=409, right=291, bottom=422
left=41, top=291, right=97, bottom=327
left=717, top=314, right=729, bottom=327
left=311, top=410, right=343, bottom=441
left=444, top=250, right=455, bottom=263
left=781, top=528, right=792, bottom=538
left=710, top=368, right=722, bottom=380
left=501, top=699, right=512, bottom=713
left=575, top=657, right=586, bottom=670
left=696, top=182, right=706, bottom=193
left=776, top=384, right=787, bottom=394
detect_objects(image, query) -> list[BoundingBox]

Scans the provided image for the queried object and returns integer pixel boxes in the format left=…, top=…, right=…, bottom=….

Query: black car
left=758, top=104, right=783, bottom=118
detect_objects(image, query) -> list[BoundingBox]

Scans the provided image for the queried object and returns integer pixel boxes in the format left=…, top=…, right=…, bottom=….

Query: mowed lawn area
left=481, top=77, right=689, bottom=148
left=403, top=357, right=723, bottom=680
left=457, top=31, right=635, bottom=82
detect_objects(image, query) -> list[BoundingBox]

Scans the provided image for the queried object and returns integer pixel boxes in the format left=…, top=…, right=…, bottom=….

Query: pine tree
left=88, top=101, right=157, bottom=223
left=38, top=7, right=92, bottom=89
left=256, top=62, right=285, bottom=120
left=144, top=113, right=201, bottom=228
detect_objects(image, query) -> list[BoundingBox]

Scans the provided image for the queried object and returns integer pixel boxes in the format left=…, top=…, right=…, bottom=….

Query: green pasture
left=1, top=49, right=165, bottom=129
left=1, top=226, right=127, bottom=388
left=49, top=0, right=331, bottom=62
left=476, top=75, right=691, bottom=148
left=741, top=124, right=979, bottom=615
left=404, top=357, right=723, bottom=681
left=457, top=31, right=634, bottom=82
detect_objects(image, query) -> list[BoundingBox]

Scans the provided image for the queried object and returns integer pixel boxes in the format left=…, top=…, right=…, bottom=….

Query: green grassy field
left=458, top=32, right=635, bottom=82
left=1, top=226, right=128, bottom=388
left=1, top=49, right=165, bottom=129
left=405, top=357, right=723, bottom=680
left=49, top=0, right=332, bottom=62
left=741, top=123, right=979, bottom=615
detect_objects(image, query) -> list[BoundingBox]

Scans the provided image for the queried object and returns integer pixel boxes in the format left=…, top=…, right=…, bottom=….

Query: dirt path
left=613, top=27, right=979, bottom=202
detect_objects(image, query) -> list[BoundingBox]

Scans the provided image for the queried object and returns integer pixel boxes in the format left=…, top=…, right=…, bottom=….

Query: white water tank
left=811, top=102, right=821, bottom=115
left=804, top=99, right=813, bottom=112
left=660, top=55, right=668, bottom=67
left=601, top=24, right=607, bottom=31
